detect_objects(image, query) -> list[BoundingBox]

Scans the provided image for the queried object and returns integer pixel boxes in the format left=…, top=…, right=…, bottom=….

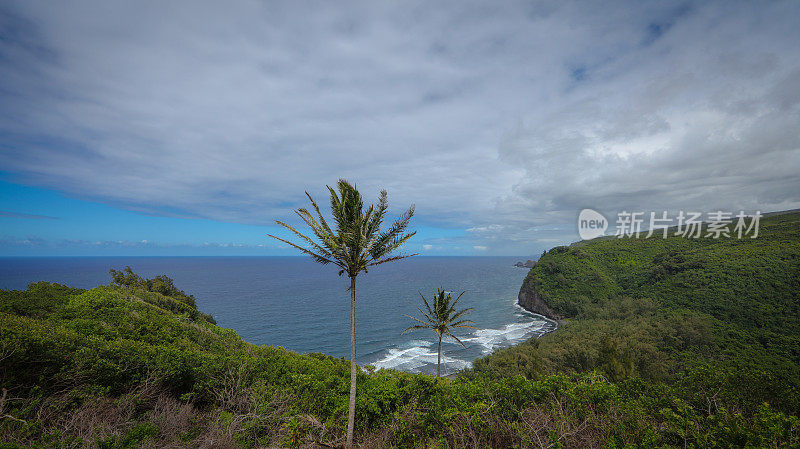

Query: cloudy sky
left=1, top=0, right=798, bottom=256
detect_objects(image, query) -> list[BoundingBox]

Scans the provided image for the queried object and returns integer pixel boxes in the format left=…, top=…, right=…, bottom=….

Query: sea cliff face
left=517, top=272, right=561, bottom=320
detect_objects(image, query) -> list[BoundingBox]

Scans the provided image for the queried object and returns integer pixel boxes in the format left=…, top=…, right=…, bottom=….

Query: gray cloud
left=1, top=0, right=798, bottom=254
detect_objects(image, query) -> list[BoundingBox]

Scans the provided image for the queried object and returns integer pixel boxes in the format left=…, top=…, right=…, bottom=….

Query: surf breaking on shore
left=372, top=308, right=557, bottom=374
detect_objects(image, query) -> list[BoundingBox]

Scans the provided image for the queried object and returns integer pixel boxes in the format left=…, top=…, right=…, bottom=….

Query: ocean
left=0, top=256, right=552, bottom=375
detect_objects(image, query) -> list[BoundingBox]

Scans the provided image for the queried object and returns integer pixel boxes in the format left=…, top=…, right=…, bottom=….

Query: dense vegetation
left=1, top=213, right=798, bottom=447
left=472, top=211, right=800, bottom=424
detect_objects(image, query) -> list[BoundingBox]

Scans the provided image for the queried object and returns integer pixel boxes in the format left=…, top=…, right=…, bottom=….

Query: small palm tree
left=267, top=179, right=415, bottom=448
left=404, top=288, right=475, bottom=377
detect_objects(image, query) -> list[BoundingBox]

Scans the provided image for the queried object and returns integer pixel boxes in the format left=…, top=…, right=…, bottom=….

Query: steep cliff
left=517, top=272, right=562, bottom=320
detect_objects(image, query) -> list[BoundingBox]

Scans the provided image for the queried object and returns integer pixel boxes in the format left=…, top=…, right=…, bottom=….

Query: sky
left=1, top=0, right=799, bottom=256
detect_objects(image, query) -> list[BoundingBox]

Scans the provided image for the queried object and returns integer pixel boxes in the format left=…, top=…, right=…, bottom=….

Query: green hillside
left=473, top=211, right=800, bottom=414
left=1, top=223, right=799, bottom=448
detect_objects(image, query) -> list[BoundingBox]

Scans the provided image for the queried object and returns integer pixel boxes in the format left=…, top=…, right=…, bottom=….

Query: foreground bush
left=1, top=280, right=797, bottom=448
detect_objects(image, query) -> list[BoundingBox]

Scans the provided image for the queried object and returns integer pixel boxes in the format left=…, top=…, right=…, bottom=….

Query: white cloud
left=466, top=224, right=505, bottom=233
left=0, top=0, right=798, bottom=255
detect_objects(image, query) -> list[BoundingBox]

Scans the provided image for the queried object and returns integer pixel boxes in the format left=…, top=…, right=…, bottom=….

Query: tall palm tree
left=267, top=179, right=415, bottom=448
left=403, top=288, right=475, bottom=377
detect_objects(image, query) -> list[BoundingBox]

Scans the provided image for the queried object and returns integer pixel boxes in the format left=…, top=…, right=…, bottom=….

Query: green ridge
left=474, top=211, right=800, bottom=414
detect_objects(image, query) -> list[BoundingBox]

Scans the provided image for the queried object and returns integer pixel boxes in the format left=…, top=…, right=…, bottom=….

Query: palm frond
left=445, top=330, right=468, bottom=348
left=295, top=207, right=340, bottom=254
left=280, top=215, right=335, bottom=260
left=404, top=289, right=475, bottom=348
left=413, top=306, right=435, bottom=325
left=370, top=204, right=415, bottom=260
left=327, top=184, right=346, bottom=235
left=401, top=324, right=428, bottom=334
left=269, top=180, right=414, bottom=280
left=404, top=314, right=434, bottom=329
left=450, top=291, right=466, bottom=307
left=368, top=190, right=388, bottom=234
left=449, top=320, right=476, bottom=328
left=304, top=191, right=335, bottom=237
left=449, top=307, right=474, bottom=322
left=418, top=291, right=435, bottom=317
left=266, top=233, right=338, bottom=267
left=366, top=252, right=418, bottom=267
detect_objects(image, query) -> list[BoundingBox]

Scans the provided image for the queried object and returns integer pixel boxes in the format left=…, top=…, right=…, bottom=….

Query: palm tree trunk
left=346, top=276, right=357, bottom=448
left=437, top=334, right=442, bottom=377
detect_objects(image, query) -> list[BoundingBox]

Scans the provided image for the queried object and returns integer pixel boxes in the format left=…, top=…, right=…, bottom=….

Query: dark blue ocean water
left=0, top=256, right=551, bottom=375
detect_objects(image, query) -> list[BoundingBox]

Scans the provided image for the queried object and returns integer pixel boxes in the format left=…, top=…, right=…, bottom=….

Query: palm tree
left=267, top=179, right=415, bottom=448
left=403, top=288, right=475, bottom=377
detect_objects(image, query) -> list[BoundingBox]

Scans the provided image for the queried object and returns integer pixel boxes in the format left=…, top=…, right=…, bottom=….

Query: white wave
left=462, top=321, right=547, bottom=353
left=400, top=339, right=433, bottom=349
left=372, top=307, right=556, bottom=373
left=373, top=343, right=471, bottom=372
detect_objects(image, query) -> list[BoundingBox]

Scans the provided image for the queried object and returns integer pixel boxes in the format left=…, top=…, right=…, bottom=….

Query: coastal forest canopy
left=473, top=210, right=800, bottom=413
left=0, top=212, right=798, bottom=447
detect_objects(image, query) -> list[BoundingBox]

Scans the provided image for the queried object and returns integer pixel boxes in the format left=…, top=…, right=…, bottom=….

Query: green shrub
left=1, top=222, right=798, bottom=448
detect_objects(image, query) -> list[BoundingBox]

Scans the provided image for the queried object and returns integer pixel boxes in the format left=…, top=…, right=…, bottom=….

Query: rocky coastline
left=516, top=272, right=562, bottom=322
